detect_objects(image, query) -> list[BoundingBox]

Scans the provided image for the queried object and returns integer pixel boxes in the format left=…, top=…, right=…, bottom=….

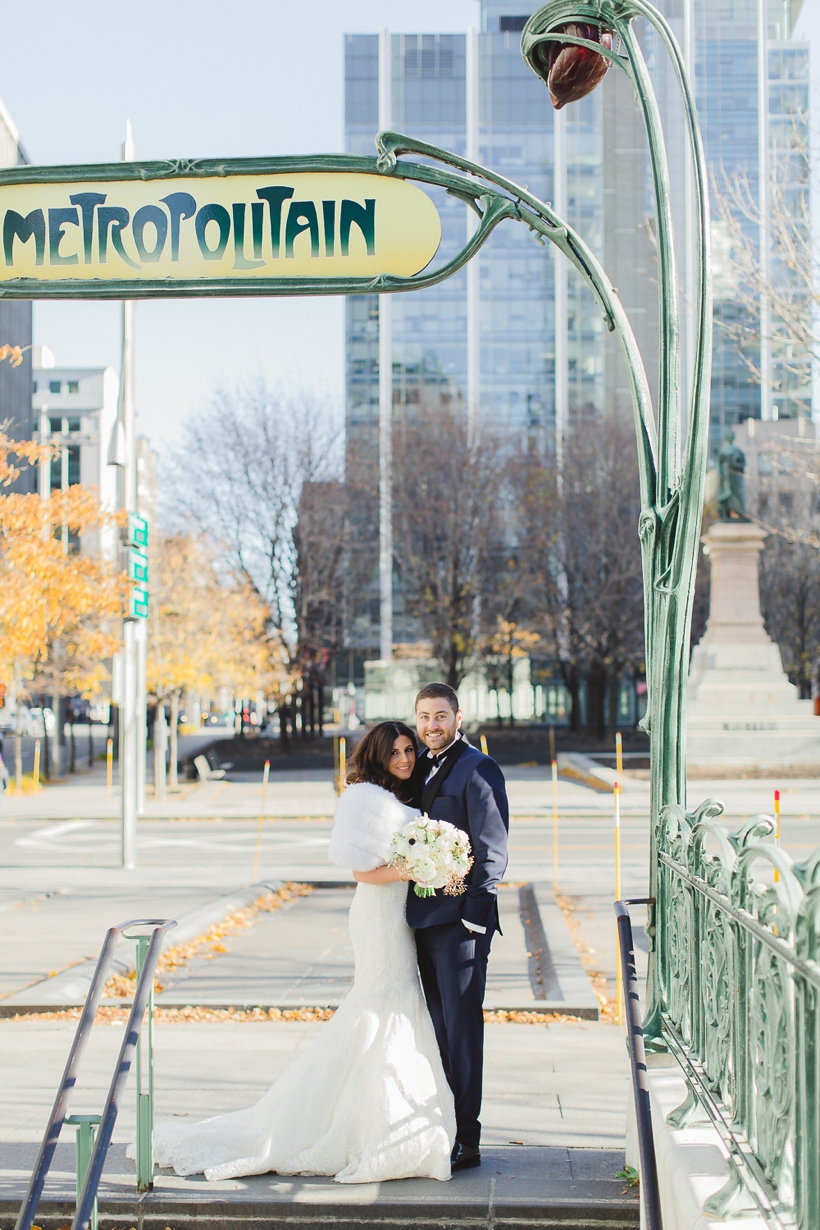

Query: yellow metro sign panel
left=0, top=161, right=442, bottom=297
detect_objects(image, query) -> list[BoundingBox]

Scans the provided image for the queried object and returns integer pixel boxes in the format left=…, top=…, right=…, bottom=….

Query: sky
left=2, top=0, right=479, bottom=451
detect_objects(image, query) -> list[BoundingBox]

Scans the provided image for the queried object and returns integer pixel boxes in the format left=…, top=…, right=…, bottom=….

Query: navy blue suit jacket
left=406, top=740, right=509, bottom=933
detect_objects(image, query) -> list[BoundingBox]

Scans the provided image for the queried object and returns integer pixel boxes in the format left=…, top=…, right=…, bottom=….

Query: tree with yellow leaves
left=0, top=428, right=125, bottom=784
left=481, top=619, right=541, bottom=729
left=147, top=533, right=283, bottom=795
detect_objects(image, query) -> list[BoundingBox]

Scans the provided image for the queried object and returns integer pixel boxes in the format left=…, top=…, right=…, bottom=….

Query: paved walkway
left=1, top=764, right=815, bottom=1225
left=0, top=758, right=815, bottom=823
left=1, top=877, right=600, bottom=1018
left=0, top=807, right=653, bottom=1012
left=0, top=763, right=649, bottom=820
left=1, top=1015, right=629, bottom=1152
left=0, top=877, right=631, bottom=1211
left=1, top=783, right=815, bottom=1017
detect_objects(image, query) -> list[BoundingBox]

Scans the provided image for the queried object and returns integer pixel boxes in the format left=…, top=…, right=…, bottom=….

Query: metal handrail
left=614, top=898, right=663, bottom=1230
left=15, top=917, right=176, bottom=1230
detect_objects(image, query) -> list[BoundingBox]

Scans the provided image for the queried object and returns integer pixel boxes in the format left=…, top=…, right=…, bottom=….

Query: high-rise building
left=693, top=0, right=812, bottom=441
left=31, top=346, right=118, bottom=555
left=344, top=0, right=814, bottom=657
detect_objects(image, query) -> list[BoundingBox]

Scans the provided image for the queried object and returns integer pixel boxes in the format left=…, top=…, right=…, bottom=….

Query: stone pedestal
left=687, top=522, right=820, bottom=775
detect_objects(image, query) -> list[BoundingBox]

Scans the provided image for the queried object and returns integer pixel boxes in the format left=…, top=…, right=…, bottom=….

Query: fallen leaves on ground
left=5, top=774, right=43, bottom=795
left=483, top=1009, right=586, bottom=1025
left=553, top=891, right=618, bottom=1023
left=11, top=1005, right=587, bottom=1026
left=10, top=1005, right=335, bottom=1024
left=102, top=883, right=313, bottom=1000
left=7, top=883, right=608, bottom=1027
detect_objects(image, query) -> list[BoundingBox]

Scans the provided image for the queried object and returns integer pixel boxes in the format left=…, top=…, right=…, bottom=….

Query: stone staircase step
left=0, top=1146, right=639, bottom=1230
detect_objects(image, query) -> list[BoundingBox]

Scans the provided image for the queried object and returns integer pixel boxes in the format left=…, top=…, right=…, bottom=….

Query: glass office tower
left=693, top=0, right=811, bottom=442
left=343, top=0, right=813, bottom=653
left=344, top=9, right=616, bottom=650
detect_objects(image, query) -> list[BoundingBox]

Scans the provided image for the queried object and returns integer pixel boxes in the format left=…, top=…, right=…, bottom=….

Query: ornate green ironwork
left=522, top=0, right=713, bottom=1048
left=520, top=5, right=812, bottom=1225
left=656, top=800, right=820, bottom=1228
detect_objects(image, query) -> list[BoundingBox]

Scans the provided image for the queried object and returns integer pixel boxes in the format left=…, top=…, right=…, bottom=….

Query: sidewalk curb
left=557, top=752, right=616, bottom=794
left=0, top=881, right=283, bottom=1014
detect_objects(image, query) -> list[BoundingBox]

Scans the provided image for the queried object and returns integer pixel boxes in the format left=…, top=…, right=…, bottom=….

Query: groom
left=407, top=683, right=509, bottom=1172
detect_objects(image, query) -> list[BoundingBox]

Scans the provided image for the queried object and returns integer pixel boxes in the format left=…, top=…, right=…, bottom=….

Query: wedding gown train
left=148, top=879, right=456, bottom=1183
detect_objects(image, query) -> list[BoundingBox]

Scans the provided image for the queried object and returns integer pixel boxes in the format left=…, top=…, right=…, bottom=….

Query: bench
left=194, top=754, right=226, bottom=783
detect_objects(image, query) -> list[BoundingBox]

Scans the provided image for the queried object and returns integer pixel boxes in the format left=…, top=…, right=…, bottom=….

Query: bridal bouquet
left=388, top=816, right=473, bottom=898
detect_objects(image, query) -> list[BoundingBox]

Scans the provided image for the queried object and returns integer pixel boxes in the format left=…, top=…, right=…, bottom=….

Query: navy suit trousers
left=415, top=920, right=493, bottom=1149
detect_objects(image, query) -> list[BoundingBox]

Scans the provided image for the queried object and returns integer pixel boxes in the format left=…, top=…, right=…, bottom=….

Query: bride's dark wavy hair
left=346, top=721, right=418, bottom=802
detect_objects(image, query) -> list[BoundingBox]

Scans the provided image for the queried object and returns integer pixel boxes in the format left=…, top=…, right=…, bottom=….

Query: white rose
left=413, top=856, right=437, bottom=884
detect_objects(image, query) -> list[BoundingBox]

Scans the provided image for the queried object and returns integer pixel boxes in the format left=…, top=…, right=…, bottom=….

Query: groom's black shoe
left=451, top=1142, right=481, bottom=1172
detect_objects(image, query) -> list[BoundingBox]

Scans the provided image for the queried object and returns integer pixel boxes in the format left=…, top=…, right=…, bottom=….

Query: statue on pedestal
left=717, top=428, right=750, bottom=522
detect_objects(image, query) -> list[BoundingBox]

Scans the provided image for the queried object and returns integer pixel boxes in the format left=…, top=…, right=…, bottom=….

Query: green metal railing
left=614, top=899, right=663, bottom=1230
left=15, top=917, right=175, bottom=1230
left=134, top=933, right=157, bottom=1192
left=656, top=799, right=820, bottom=1229
left=64, top=1116, right=100, bottom=1230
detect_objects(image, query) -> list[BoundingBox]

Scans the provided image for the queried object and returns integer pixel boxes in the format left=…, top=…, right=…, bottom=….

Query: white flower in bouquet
left=388, top=816, right=473, bottom=898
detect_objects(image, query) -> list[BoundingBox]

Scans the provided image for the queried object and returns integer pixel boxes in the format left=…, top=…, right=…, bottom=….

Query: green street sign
left=128, top=513, right=148, bottom=548
left=128, top=548, right=148, bottom=584
left=129, top=585, right=149, bottom=619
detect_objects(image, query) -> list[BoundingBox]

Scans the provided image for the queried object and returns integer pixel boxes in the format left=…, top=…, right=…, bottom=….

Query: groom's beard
left=420, top=728, right=460, bottom=753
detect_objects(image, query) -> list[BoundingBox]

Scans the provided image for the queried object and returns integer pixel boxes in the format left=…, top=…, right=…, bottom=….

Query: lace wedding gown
left=150, top=879, right=456, bottom=1183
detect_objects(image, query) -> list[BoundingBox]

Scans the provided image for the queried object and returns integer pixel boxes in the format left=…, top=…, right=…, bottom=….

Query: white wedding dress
left=149, top=784, right=456, bottom=1184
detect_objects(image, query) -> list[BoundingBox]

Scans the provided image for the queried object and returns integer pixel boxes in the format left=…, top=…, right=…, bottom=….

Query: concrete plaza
left=0, top=760, right=815, bottom=1224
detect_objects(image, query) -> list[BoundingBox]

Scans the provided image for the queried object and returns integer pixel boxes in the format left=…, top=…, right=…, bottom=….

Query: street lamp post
left=520, top=0, right=712, bottom=1044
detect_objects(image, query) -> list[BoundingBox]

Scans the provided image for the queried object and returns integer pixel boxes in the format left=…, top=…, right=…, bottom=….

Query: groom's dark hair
left=415, top=682, right=460, bottom=714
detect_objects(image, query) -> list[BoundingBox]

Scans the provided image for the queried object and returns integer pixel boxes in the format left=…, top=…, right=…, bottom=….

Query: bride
left=149, top=720, right=456, bottom=1184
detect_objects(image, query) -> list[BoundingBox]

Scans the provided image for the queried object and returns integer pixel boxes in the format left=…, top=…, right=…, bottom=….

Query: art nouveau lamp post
left=519, top=1, right=713, bottom=1042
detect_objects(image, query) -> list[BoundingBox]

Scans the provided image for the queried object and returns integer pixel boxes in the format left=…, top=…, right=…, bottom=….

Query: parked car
left=25, top=707, right=56, bottom=737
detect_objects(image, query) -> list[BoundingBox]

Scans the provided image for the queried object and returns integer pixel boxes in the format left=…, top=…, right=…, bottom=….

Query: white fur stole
left=328, top=781, right=419, bottom=871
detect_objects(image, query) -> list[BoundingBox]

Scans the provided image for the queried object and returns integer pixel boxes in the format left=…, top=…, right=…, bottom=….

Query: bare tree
left=169, top=383, right=347, bottom=739
left=293, top=478, right=348, bottom=735
left=760, top=536, right=820, bottom=698
left=743, top=437, right=820, bottom=697
left=712, top=117, right=815, bottom=414
left=515, top=413, right=645, bottom=736
left=392, top=404, right=504, bottom=688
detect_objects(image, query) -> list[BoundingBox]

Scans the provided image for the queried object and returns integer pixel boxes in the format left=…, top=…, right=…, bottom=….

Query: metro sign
left=0, top=157, right=442, bottom=298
